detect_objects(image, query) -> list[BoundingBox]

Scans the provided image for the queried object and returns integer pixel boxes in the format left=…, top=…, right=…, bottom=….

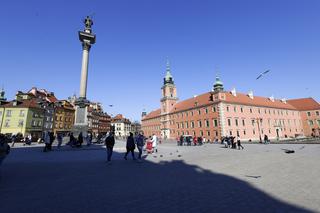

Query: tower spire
left=213, top=74, right=224, bottom=92
left=164, top=58, right=174, bottom=85
left=0, top=86, right=6, bottom=101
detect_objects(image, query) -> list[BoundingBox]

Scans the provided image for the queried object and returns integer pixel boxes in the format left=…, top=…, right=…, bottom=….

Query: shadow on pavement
left=0, top=146, right=313, bottom=213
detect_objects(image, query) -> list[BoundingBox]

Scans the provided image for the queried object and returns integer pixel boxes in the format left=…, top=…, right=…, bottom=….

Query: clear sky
left=1, top=0, right=320, bottom=121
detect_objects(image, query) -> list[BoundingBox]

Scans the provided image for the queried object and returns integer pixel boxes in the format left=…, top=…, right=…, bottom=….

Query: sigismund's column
left=79, top=16, right=95, bottom=99
left=73, top=16, right=96, bottom=136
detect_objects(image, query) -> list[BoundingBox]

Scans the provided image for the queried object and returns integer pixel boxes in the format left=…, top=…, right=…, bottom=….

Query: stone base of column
left=72, top=124, right=88, bottom=138
left=72, top=98, right=90, bottom=137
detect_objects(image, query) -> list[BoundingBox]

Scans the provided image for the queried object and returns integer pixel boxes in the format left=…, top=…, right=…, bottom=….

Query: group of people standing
left=105, top=132, right=154, bottom=163
left=43, top=131, right=56, bottom=152
left=177, top=135, right=206, bottom=146
left=222, top=136, right=244, bottom=150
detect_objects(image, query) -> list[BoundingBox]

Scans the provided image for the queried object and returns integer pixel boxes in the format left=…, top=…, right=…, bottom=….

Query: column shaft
left=79, top=48, right=89, bottom=98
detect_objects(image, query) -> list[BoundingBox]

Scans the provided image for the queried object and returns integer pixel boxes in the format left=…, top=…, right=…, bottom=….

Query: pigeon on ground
left=282, top=149, right=295, bottom=154
left=245, top=175, right=261, bottom=179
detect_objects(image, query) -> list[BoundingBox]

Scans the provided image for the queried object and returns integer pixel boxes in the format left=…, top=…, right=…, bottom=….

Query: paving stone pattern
left=1, top=141, right=319, bottom=213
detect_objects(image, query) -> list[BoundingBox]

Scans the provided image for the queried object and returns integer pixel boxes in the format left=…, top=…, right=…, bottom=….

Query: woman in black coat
left=124, top=132, right=136, bottom=160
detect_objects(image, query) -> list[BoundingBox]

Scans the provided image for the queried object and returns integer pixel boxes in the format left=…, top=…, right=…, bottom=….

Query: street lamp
left=255, top=118, right=263, bottom=143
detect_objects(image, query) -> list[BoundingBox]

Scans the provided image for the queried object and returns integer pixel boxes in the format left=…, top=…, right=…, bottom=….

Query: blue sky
left=1, top=0, right=319, bottom=121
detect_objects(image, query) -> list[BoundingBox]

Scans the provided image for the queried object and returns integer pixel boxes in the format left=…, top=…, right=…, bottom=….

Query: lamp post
left=256, top=118, right=262, bottom=143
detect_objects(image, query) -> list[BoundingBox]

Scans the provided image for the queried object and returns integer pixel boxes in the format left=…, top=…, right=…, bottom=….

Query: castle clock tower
left=160, top=60, right=178, bottom=139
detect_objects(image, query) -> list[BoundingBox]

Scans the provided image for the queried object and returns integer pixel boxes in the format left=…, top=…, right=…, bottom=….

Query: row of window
left=176, top=119, right=219, bottom=129
left=226, top=118, right=301, bottom=127
left=55, top=116, right=73, bottom=122
left=226, top=127, right=301, bottom=137
left=2, top=118, right=75, bottom=129
left=4, top=110, right=75, bottom=119
left=143, top=125, right=161, bottom=131
left=308, top=120, right=320, bottom=126
left=168, top=105, right=299, bottom=120
left=143, top=117, right=161, bottom=124
left=307, top=111, right=320, bottom=117
left=55, top=123, right=72, bottom=129
left=225, top=105, right=298, bottom=116
left=3, top=119, right=43, bottom=128
left=170, top=106, right=218, bottom=119
left=56, top=111, right=73, bottom=116
left=3, top=110, right=26, bottom=117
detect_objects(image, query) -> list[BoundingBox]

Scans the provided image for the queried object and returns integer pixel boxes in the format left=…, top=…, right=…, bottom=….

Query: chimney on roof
left=13, top=100, right=19, bottom=106
left=30, top=87, right=37, bottom=95
left=231, top=88, right=237, bottom=97
left=248, top=91, right=254, bottom=99
left=269, top=95, right=275, bottom=102
left=281, top=98, right=287, bottom=104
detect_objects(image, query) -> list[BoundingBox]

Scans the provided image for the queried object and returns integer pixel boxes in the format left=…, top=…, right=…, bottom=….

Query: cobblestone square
left=1, top=142, right=320, bottom=213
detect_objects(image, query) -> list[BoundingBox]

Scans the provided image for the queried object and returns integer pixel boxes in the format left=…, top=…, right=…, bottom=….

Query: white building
left=111, top=114, right=132, bottom=138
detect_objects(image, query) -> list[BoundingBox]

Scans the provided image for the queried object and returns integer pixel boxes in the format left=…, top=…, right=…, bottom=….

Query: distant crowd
left=0, top=131, right=275, bottom=167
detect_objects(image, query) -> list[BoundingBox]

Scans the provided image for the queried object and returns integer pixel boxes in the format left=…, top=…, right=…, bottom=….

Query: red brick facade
left=142, top=72, right=319, bottom=141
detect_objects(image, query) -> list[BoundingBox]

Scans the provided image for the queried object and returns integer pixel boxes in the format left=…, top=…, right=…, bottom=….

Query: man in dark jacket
left=179, top=135, right=184, bottom=146
left=49, top=132, right=55, bottom=151
left=105, top=132, right=115, bottom=163
left=78, top=132, right=83, bottom=147
left=0, top=134, right=10, bottom=166
left=124, top=132, right=136, bottom=160
left=135, top=132, right=145, bottom=161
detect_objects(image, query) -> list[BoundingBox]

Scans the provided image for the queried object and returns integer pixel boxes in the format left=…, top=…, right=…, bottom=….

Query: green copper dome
left=215, top=76, right=223, bottom=85
left=164, top=59, right=174, bottom=85
left=213, top=76, right=224, bottom=92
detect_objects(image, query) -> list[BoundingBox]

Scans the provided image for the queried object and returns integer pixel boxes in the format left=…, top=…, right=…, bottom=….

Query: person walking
left=43, top=131, right=50, bottom=152
left=57, top=133, right=63, bottom=149
left=105, top=132, right=115, bottom=163
left=0, top=134, right=10, bottom=166
left=68, top=132, right=76, bottom=147
left=86, top=132, right=92, bottom=146
left=135, top=132, right=145, bottom=161
left=264, top=134, right=269, bottom=144
left=28, top=134, right=32, bottom=144
left=49, top=132, right=55, bottom=151
left=78, top=132, right=83, bottom=148
left=124, top=132, right=136, bottom=160
left=193, top=136, right=198, bottom=146
left=231, top=136, right=236, bottom=149
left=151, top=133, right=158, bottom=153
left=237, top=135, right=244, bottom=150
left=198, top=136, right=203, bottom=146
left=179, top=135, right=184, bottom=146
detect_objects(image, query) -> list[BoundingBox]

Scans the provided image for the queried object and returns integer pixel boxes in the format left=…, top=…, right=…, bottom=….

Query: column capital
left=82, top=42, right=91, bottom=51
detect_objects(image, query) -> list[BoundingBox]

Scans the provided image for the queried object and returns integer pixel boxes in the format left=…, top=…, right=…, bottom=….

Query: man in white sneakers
left=151, top=133, right=158, bottom=153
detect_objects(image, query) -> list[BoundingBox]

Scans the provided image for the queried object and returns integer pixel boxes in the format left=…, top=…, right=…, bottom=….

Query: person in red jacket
left=193, top=136, right=198, bottom=146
